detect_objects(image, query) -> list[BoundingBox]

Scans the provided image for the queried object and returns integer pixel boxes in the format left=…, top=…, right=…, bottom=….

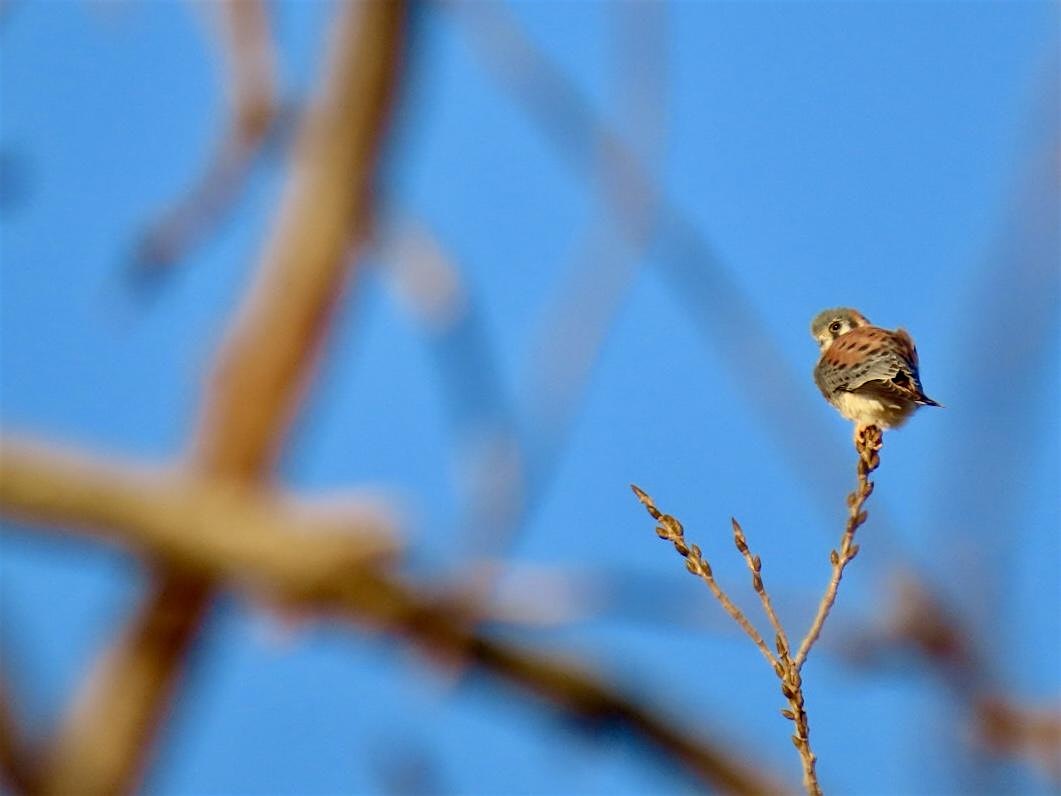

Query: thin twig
left=633, top=439, right=890, bottom=796
left=729, top=519, right=820, bottom=794
left=728, top=518, right=821, bottom=793
left=731, top=518, right=789, bottom=661
left=794, top=426, right=883, bottom=670
left=631, top=485, right=778, bottom=669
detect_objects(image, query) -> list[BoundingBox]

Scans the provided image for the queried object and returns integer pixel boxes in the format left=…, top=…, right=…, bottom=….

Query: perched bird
left=811, top=307, right=940, bottom=432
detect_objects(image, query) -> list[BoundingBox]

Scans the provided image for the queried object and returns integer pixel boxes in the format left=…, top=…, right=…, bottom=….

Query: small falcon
left=811, top=307, right=940, bottom=431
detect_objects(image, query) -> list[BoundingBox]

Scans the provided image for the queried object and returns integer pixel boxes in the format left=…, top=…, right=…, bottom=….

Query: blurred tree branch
left=131, top=0, right=287, bottom=277
left=0, top=2, right=786, bottom=793
left=449, top=0, right=847, bottom=500
left=0, top=438, right=784, bottom=796
left=0, top=674, right=36, bottom=796
left=0, top=439, right=400, bottom=589
left=34, top=2, right=408, bottom=793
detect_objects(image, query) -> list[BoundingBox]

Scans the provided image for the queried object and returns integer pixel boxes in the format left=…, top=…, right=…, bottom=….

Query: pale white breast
left=831, top=391, right=915, bottom=428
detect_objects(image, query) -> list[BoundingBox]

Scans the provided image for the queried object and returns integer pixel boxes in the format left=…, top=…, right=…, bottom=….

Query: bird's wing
left=817, top=326, right=936, bottom=404
left=894, top=327, right=919, bottom=367
left=856, top=373, right=937, bottom=407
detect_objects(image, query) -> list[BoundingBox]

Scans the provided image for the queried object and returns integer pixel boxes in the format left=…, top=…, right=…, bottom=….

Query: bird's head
left=810, top=307, right=870, bottom=351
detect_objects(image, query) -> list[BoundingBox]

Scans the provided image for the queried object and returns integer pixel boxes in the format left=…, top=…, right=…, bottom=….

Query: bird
left=810, top=307, right=940, bottom=434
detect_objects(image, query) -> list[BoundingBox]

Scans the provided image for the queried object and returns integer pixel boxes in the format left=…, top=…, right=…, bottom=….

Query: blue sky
left=2, top=2, right=1058, bottom=794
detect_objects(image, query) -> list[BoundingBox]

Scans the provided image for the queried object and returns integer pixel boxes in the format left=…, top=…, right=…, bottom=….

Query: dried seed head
left=751, top=554, right=762, bottom=572
left=631, top=484, right=662, bottom=519
left=780, top=708, right=796, bottom=720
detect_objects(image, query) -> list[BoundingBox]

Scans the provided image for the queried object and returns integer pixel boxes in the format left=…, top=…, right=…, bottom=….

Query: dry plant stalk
left=633, top=424, right=884, bottom=795
left=794, top=425, right=882, bottom=668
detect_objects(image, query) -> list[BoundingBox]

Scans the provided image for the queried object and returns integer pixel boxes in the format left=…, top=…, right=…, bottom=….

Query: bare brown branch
left=0, top=437, right=783, bottom=796
left=36, top=3, right=408, bottom=794
left=0, top=439, right=399, bottom=591
left=0, top=674, right=36, bottom=796
left=190, top=1, right=405, bottom=479
left=977, top=697, right=1061, bottom=784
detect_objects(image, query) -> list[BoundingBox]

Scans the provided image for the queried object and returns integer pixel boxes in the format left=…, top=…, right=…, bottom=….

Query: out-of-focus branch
left=189, top=0, right=405, bottom=479
left=37, top=3, right=408, bottom=794
left=380, top=222, right=523, bottom=562
left=451, top=1, right=848, bottom=501
left=976, top=697, right=1061, bottom=784
left=132, top=0, right=284, bottom=275
left=0, top=674, right=35, bottom=796
left=0, top=439, right=399, bottom=590
left=0, top=437, right=784, bottom=795
left=220, top=0, right=276, bottom=142
left=844, top=574, right=1058, bottom=786
left=521, top=0, right=667, bottom=493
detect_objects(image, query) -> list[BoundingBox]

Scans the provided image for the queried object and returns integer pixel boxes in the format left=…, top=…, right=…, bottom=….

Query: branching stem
left=633, top=424, right=885, bottom=796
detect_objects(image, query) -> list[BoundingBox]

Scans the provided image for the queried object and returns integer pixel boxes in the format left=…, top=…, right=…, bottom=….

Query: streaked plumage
left=810, top=307, right=940, bottom=429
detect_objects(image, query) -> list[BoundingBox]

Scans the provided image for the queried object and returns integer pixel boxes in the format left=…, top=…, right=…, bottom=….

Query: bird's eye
left=829, top=321, right=843, bottom=333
